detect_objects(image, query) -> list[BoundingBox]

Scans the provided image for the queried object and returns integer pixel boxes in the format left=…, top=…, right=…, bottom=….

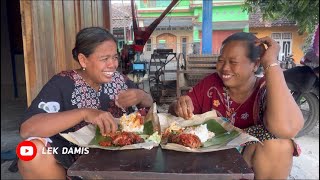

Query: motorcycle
left=283, top=51, right=319, bottom=137
left=280, top=54, right=296, bottom=69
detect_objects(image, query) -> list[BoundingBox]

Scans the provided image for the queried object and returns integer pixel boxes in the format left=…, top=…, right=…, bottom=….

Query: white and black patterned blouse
left=21, top=70, right=138, bottom=134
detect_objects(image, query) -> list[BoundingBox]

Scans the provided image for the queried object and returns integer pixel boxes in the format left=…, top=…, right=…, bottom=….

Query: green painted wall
left=135, top=0, right=248, bottom=38
left=137, top=0, right=248, bottom=23
left=137, top=0, right=189, bottom=9
left=196, top=5, right=248, bottom=22
left=193, top=26, right=199, bottom=40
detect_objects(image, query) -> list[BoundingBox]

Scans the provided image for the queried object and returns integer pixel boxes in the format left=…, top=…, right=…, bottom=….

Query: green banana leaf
left=159, top=112, right=259, bottom=152
left=203, top=119, right=228, bottom=135
left=202, top=130, right=239, bottom=148
left=201, top=119, right=240, bottom=147
left=143, top=121, right=154, bottom=135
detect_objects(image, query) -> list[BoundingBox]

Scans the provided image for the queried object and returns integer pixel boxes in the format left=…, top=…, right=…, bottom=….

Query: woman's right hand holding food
left=174, top=95, right=194, bottom=120
left=82, top=109, right=117, bottom=136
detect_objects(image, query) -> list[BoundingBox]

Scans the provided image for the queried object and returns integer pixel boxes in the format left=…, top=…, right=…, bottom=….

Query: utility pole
left=202, top=0, right=212, bottom=54
left=124, top=25, right=126, bottom=43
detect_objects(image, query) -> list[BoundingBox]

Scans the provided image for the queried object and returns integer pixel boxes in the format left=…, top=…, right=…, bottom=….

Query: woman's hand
left=82, top=109, right=117, bottom=136
left=256, top=36, right=281, bottom=68
left=115, top=89, right=152, bottom=108
left=173, top=95, right=194, bottom=120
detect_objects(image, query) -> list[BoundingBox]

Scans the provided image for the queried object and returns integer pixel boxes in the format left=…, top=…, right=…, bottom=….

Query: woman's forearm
left=264, top=66, right=304, bottom=138
left=20, top=109, right=86, bottom=139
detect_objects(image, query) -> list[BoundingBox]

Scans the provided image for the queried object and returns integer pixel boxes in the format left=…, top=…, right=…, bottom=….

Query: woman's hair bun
left=72, top=48, right=78, bottom=61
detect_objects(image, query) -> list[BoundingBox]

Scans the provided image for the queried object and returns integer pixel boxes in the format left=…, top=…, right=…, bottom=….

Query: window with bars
left=118, top=40, right=125, bottom=50
left=181, top=37, right=187, bottom=55
left=146, top=39, right=152, bottom=51
left=271, top=32, right=293, bottom=61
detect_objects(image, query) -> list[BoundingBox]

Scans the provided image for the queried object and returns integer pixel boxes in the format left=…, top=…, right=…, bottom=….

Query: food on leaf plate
left=120, top=111, right=144, bottom=133
left=98, top=131, right=144, bottom=147
left=163, top=122, right=215, bottom=148
left=98, top=111, right=147, bottom=147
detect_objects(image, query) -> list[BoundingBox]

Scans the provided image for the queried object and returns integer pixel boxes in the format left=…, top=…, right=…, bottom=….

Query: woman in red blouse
left=169, top=32, right=304, bottom=179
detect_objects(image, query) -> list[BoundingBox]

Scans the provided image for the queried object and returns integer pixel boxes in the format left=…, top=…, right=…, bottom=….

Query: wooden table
left=68, top=147, right=254, bottom=180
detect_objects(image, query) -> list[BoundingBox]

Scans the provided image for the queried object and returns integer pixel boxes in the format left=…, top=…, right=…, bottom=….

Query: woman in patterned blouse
left=18, top=27, right=153, bottom=179
left=169, top=32, right=304, bottom=179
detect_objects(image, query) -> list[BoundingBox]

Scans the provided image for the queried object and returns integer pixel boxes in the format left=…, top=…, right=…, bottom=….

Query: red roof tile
left=249, top=9, right=296, bottom=27
left=111, top=3, right=132, bottom=28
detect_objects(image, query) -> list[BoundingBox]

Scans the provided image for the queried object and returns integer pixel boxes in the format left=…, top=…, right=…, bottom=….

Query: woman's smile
left=221, top=74, right=234, bottom=80
left=102, top=71, right=115, bottom=78
left=219, top=72, right=238, bottom=83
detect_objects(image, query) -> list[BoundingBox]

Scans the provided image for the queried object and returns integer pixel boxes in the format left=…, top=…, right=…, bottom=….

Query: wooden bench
left=177, top=54, right=219, bottom=97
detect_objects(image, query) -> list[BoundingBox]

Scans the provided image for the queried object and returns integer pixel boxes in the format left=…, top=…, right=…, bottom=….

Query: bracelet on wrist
left=264, top=63, right=279, bottom=74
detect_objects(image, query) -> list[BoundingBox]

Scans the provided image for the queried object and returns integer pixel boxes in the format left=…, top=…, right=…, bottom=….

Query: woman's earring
left=82, top=67, right=86, bottom=71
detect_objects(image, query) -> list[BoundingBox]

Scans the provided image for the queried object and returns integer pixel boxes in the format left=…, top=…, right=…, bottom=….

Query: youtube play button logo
left=16, top=141, right=37, bottom=161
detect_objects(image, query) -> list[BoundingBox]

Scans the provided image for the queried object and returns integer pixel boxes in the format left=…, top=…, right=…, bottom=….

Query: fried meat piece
left=99, top=131, right=144, bottom=147
left=168, top=133, right=202, bottom=148
left=112, top=131, right=144, bottom=146
left=99, top=140, right=112, bottom=147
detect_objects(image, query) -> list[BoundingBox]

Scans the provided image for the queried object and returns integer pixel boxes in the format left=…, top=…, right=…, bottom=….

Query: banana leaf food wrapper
left=159, top=111, right=260, bottom=153
left=60, top=103, right=161, bottom=150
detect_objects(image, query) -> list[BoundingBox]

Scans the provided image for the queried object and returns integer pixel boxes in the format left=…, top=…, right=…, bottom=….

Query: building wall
left=142, top=30, right=193, bottom=60
left=137, top=0, right=190, bottom=9
left=136, top=1, right=307, bottom=64
left=196, top=5, right=248, bottom=22
left=250, top=27, right=307, bottom=64
left=136, top=0, right=249, bottom=56
left=199, top=30, right=242, bottom=54
left=138, top=2, right=248, bottom=23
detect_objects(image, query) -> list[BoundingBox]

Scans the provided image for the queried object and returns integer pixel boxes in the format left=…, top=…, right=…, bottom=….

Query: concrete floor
left=1, top=91, right=319, bottom=179
left=1, top=98, right=25, bottom=179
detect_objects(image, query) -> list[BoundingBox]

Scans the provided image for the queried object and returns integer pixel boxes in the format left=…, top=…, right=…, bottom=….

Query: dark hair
left=221, top=32, right=261, bottom=63
left=72, top=27, right=118, bottom=62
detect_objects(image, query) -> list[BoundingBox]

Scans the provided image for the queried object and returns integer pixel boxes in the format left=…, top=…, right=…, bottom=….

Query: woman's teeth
left=222, top=74, right=232, bottom=79
left=103, top=72, right=114, bottom=76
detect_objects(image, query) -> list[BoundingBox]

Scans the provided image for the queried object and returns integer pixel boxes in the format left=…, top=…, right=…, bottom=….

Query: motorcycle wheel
left=295, top=92, right=319, bottom=137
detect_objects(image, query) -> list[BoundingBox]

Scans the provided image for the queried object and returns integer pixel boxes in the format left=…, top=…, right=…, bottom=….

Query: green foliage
left=242, top=0, right=319, bottom=34
left=301, top=27, right=318, bottom=53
